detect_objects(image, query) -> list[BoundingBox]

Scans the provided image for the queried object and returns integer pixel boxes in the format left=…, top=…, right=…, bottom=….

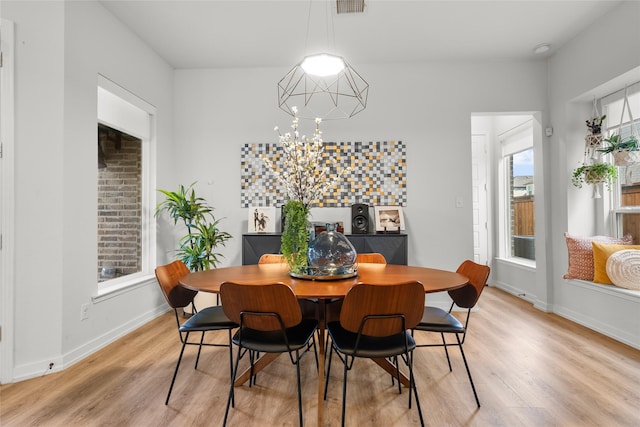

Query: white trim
left=1, top=19, right=15, bottom=384
left=494, top=256, right=536, bottom=271
left=12, top=303, right=169, bottom=382
left=96, top=76, right=157, bottom=294
left=564, top=278, right=640, bottom=301
left=92, top=275, right=156, bottom=303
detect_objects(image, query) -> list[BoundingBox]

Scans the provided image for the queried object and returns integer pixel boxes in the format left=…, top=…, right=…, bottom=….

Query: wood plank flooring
left=1, top=286, right=639, bottom=426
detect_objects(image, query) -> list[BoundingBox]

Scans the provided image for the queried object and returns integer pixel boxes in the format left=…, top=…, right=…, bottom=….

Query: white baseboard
left=12, top=305, right=170, bottom=382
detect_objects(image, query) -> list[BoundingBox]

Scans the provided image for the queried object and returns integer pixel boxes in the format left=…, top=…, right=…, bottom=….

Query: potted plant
left=598, top=133, right=640, bottom=166
left=585, top=114, right=606, bottom=147
left=571, top=162, right=618, bottom=191
left=155, top=182, right=231, bottom=271
left=264, top=107, right=352, bottom=275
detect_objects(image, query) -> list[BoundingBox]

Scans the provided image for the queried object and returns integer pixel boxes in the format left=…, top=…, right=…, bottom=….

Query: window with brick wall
left=97, top=125, right=142, bottom=282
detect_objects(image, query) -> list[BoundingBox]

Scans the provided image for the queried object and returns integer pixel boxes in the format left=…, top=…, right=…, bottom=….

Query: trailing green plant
left=280, top=200, right=310, bottom=273
left=571, top=162, right=618, bottom=191
left=585, top=114, right=606, bottom=134
left=155, top=182, right=231, bottom=271
left=597, top=133, right=639, bottom=154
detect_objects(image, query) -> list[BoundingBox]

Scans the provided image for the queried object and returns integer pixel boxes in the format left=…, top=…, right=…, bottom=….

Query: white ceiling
left=99, top=0, right=622, bottom=69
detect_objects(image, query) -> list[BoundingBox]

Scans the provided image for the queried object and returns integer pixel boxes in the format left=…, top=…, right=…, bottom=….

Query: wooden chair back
left=448, top=260, right=490, bottom=309
left=220, top=282, right=302, bottom=331
left=155, top=260, right=197, bottom=309
left=340, top=282, right=425, bottom=337
left=356, top=253, right=387, bottom=264
left=258, top=253, right=285, bottom=264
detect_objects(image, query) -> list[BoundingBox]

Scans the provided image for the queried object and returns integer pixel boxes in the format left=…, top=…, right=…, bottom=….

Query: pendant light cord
left=304, top=0, right=313, bottom=53
left=304, top=0, right=337, bottom=54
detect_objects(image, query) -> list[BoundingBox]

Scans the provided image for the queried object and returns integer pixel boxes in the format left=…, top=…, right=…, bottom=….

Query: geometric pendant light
left=277, top=52, right=369, bottom=120
left=277, top=0, right=369, bottom=120
left=278, top=53, right=369, bottom=120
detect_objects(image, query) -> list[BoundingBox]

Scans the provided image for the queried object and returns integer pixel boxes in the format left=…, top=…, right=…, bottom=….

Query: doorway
left=471, top=113, right=539, bottom=269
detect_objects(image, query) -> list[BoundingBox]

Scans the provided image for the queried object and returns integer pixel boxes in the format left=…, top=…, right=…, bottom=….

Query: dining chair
left=325, top=282, right=426, bottom=427
left=154, top=260, right=237, bottom=405
left=258, top=253, right=286, bottom=264
left=325, top=252, right=387, bottom=326
left=412, top=259, right=490, bottom=407
left=355, top=252, right=387, bottom=264
left=258, top=252, right=317, bottom=343
left=219, top=281, right=318, bottom=427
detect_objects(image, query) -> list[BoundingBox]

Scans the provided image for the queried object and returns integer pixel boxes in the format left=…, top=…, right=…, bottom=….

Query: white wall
left=172, top=61, right=548, bottom=273
left=2, top=0, right=174, bottom=380
left=2, top=0, right=66, bottom=378
left=547, top=1, right=640, bottom=348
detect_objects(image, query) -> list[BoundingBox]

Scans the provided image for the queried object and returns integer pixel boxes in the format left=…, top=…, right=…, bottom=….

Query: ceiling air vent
left=337, top=0, right=365, bottom=14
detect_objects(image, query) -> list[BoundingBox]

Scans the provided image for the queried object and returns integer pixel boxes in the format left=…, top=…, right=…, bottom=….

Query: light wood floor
left=1, top=286, right=639, bottom=426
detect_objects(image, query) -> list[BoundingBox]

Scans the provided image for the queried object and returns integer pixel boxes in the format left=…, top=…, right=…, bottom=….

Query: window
left=97, top=124, right=142, bottom=281
left=96, top=76, right=156, bottom=294
left=500, top=120, right=535, bottom=261
left=601, top=83, right=640, bottom=244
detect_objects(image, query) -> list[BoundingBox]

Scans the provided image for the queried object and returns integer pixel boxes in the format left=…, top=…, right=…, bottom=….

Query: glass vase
left=304, top=223, right=358, bottom=279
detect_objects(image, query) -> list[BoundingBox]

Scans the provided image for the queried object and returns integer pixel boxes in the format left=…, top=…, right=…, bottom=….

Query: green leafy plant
left=571, top=162, right=618, bottom=191
left=280, top=200, right=310, bottom=273
left=585, top=114, right=606, bottom=134
left=597, top=133, right=639, bottom=154
left=155, top=182, right=231, bottom=271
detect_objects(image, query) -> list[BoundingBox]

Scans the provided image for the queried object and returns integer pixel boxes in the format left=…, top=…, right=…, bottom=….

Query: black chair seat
left=179, top=306, right=237, bottom=333
left=327, top=321, right=416, bottom=358
left=414, top=306, right=465, bottom=334
left=232, top=319, right=318, bottom=353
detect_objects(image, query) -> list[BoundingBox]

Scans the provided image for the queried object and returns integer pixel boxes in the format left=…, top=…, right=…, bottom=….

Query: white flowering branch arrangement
left=264, top=107, right=352, bottom=209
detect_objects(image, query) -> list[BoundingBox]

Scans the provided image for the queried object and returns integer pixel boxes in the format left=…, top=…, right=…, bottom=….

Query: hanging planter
left=613, top=148, right=640, bottom=166
left=598, top=88, right=640, bottom=166
left=572, top=162, right=618, bottom=199
left=585, top=114, right=606, bottom=144
left=598, top=134, right=640, bottom=165
left=585, top=133, right=603, bottom=147
left=572, top=162, right=618, bottom=190
left=584, top=112, right=606, bottom=161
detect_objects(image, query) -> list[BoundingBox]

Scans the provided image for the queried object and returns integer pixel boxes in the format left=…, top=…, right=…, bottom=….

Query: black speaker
left=351, top=204, right=369, bottom=234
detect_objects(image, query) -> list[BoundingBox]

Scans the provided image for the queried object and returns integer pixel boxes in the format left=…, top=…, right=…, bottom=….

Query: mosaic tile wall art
left=240, top=140, right=407, bottom=208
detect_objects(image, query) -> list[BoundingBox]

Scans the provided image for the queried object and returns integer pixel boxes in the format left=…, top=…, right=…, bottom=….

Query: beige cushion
left=606, top=250, right=640, bottom=290
left=563, top=233, right=632, bottom=281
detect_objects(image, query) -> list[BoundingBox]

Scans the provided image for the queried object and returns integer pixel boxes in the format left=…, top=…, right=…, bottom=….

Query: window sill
left=494, top=256, right=536, bottom=271
left=93, top=274, right=156, bottom=303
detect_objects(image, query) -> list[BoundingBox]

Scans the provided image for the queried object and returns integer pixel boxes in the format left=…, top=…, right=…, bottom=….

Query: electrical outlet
left=80, top=303, right=89, bottom=321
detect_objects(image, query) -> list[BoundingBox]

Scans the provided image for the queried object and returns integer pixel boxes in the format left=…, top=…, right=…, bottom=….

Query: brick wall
left=97, top=128, right=142, bottom=282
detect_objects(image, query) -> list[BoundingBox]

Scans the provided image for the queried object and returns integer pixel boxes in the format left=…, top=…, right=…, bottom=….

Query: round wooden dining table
left=179, top=262, right=468, bottom=298
left=179, top=262, right=469, bottom=426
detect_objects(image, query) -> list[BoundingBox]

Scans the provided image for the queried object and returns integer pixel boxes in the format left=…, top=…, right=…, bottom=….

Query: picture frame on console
left=374, top=206, right=405, bottom=232
left=248, top=206, right=276, bottom=233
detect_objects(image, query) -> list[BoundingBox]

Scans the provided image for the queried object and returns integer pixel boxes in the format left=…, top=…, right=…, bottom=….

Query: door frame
left=1, top=18, right=16, bottom=384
